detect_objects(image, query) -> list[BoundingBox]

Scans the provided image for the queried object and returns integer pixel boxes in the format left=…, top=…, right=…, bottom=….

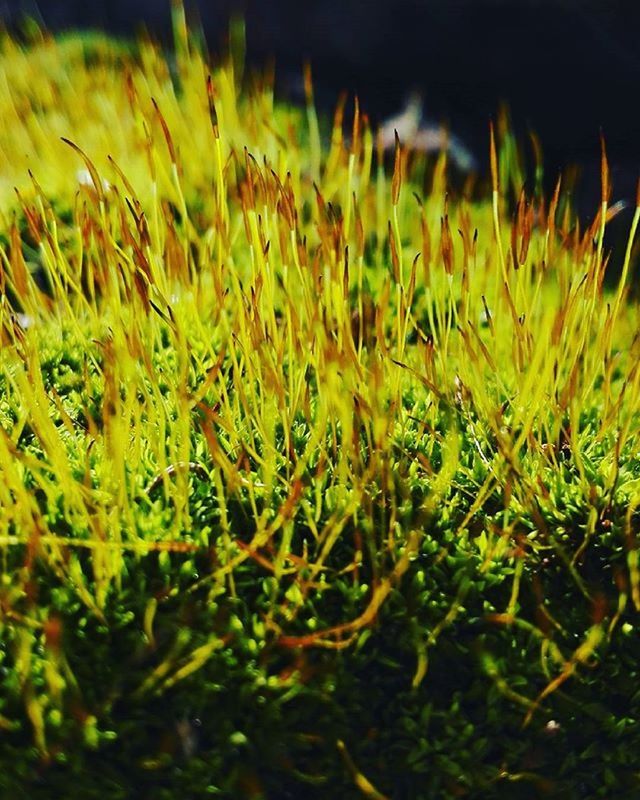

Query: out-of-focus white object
left=16, top=313, right=34, bottom=329
left=77, top=169, right=111, bottom=192
left=378, top=94, right=476, bottom=172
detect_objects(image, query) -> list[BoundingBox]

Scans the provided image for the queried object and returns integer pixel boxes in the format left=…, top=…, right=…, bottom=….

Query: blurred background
left=1, top=1, right=639, bottom=221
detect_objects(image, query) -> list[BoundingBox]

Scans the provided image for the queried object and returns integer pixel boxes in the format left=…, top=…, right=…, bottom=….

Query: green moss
left=0, top=7, right=639, bottom=799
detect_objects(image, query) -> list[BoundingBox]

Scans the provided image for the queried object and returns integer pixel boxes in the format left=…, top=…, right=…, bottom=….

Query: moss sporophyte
left=0, top=5, right=639, bottom=798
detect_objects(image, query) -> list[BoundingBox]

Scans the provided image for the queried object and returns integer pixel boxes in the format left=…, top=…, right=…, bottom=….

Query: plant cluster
left=0, top=6, right=639, bottom=798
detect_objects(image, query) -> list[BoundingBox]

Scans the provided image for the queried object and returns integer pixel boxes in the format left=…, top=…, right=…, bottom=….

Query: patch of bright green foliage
left=0, top=6, right=640, bottom=799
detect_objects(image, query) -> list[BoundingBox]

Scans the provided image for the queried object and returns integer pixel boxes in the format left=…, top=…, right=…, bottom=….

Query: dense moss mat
left=1, top=9, right=640, bottom=799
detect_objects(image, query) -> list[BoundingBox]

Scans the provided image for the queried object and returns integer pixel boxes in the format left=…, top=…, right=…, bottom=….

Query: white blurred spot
left=16, top=313, right=34, bottom=329
left=545, top=719, right=561, bottom=734
left=379, top=94, right=476, bottom=172
left=77, top=169, right=111, bottom=192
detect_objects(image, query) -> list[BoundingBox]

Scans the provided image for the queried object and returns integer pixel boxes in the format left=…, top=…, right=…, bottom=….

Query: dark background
left=2, top=1, right=639, bottom=215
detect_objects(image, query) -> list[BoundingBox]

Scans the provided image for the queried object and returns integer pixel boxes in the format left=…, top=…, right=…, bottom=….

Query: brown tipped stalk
left=440, top=214, right=454, bottom=276
left=60, top=138, right=106, bottom=204
left=352, top=96, right=361, bottom=158
left=151, top=97, right=179, bottom=169
left=600, top=132, right=610, bottom=205
left=206, top=74, right=220, bottom=138
left=489, top=121, right=507, bottom=280
left=391, top=130, right=402, bottom=206
left=489, top=120, right=499, bottom=194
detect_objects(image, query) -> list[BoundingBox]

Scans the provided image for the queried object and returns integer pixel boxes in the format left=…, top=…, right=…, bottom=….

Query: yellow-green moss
left=0, top=6, right=639, bottom=798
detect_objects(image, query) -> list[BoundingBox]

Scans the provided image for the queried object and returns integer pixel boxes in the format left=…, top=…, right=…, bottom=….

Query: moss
left=0, top=5, right=639, bottom=799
